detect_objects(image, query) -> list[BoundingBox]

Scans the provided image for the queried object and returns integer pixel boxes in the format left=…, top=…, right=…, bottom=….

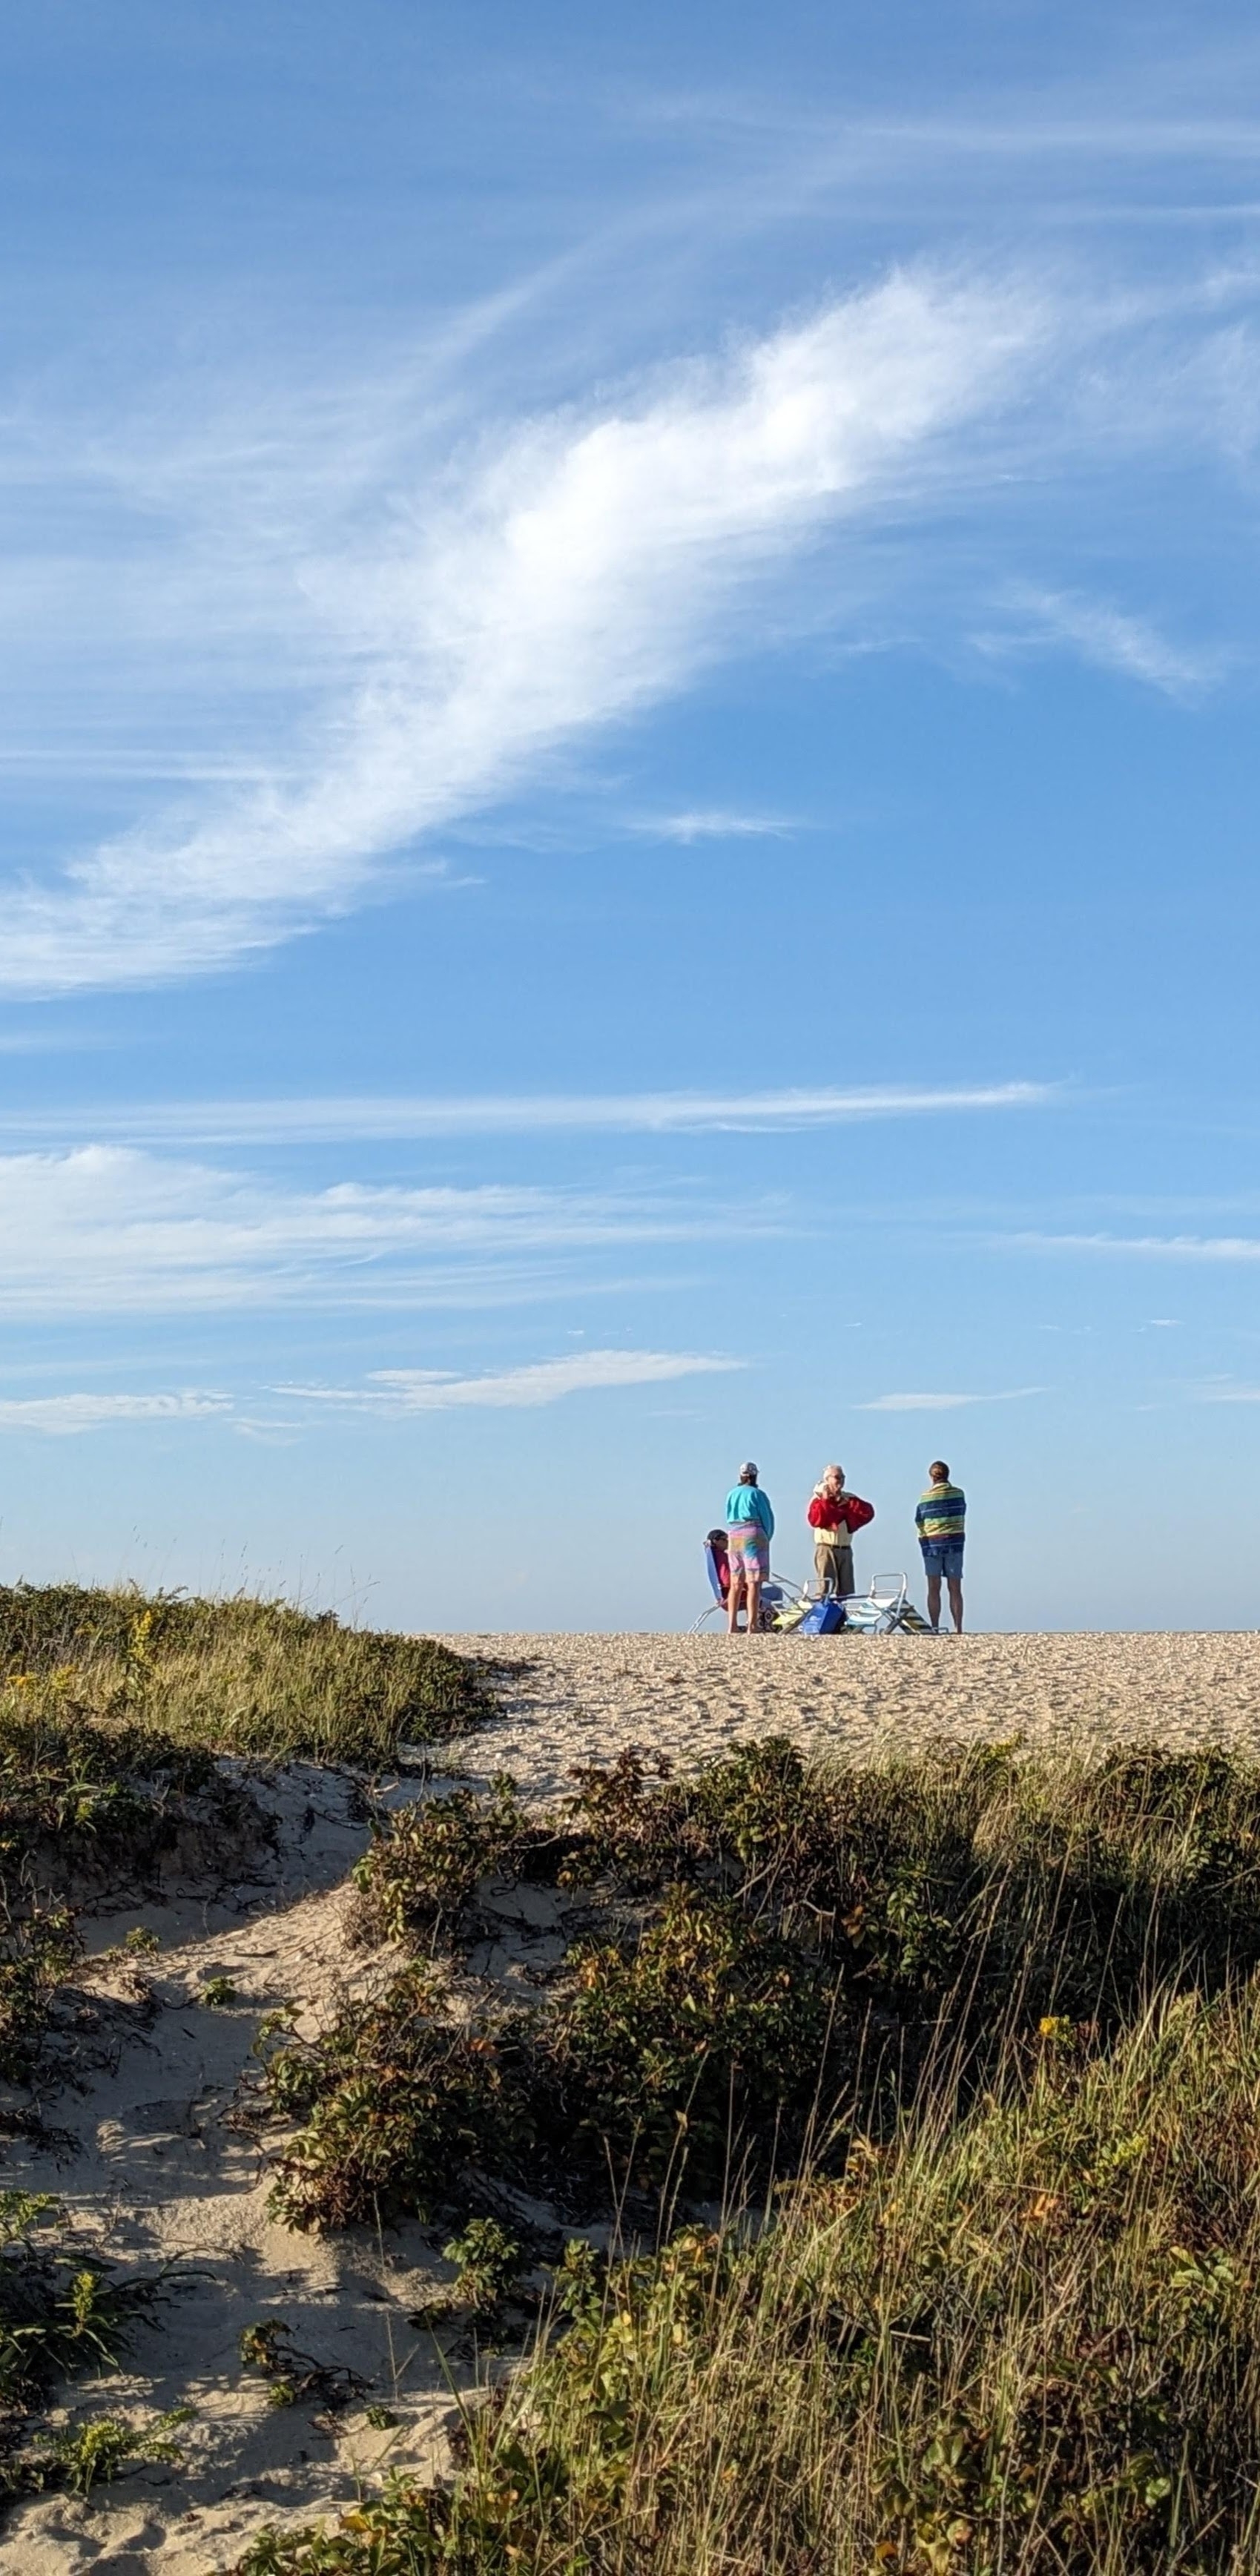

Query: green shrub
left=544, top=1886, right=834, bottom=2187
left=264, top=1968, right=529, bottom=2233
left=561, top=1736, right=1260, bottom=2030
left=240, top=1736, right=1260, bottom=2571
left=264, top=1742, right=1260, bottom=2241
left=441, top=2218, right=530, bottom=2322
left=352, top=1777, right=527, bottom=1943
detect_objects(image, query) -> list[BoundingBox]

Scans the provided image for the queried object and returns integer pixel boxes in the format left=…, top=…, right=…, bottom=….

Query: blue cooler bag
left=797, top=1597, right=846, bottom=1635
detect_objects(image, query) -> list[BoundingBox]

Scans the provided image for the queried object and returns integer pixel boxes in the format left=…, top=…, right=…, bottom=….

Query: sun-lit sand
left=438, top=1630, right=1260, bottom=1802
left=7, top=1627, right=1260, bottom=2572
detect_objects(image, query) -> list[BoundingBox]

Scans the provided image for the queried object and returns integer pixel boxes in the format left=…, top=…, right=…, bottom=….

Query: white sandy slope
left=0, top=1765, right=465, bottom=2576
left=5, top=1629, right=1260, bottom=2571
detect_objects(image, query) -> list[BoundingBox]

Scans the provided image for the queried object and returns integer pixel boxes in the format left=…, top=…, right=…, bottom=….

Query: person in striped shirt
left=915, top=1462, right=966, bottom=1633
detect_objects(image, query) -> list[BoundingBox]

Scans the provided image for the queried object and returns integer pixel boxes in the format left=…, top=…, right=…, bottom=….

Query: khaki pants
left=814, top=1540, right=854, bottom=1598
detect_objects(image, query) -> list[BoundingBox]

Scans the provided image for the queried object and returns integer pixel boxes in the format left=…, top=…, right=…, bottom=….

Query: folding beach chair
left=691, top=1532, right=806, bottom=1632
left=839, top=1572, right=931, bottom=1635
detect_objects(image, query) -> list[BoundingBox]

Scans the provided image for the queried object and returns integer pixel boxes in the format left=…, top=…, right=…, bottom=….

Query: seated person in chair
left=706, top=1529, right=731, bottom=1608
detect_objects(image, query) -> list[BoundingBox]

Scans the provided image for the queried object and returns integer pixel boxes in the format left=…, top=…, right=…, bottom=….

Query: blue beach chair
left=691, top=1531, right=806, bottom=1633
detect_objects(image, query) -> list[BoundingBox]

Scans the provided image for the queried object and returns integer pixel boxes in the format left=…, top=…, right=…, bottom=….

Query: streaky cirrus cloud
left=0, top=1145, right=768, bottom=1316
left=1013, top=1232, right=1260, bottom=1259
left=0, top=268, right=1051, bottom=995
left=0, top=1352, right=737, bottom=1434
left=859, top=1386, right=1045, bottom=1410
left=644, top=810, right=795, bottom=843
left=0, top=1080, right=1055, bottom=1147
left=976, top=587, right=1226, bottom=699
left=0, top=1390, right=232, bottom=1437
left=277, top=1349, right=741, bottom=1413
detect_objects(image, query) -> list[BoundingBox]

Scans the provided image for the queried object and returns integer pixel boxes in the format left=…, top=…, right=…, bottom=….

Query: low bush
left=439, top=2218, right=532, bottom=2327
left=263, top=1968, right=530, bottom=2233
left=240, top=1742, right=1260, bottom=2562
left=14, top=2405, right=191, bottom=2497
left=352, top=1777, right=528, bottom=1943
left=269, top=1739, right=1260, bottom=2234
left=240, top=1980, right=1260, bottom=2574
left=546, top=1885, right=834, bottom=2188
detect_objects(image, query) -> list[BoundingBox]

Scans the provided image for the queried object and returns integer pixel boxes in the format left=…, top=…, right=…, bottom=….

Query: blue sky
left=2, top=0, right=1260, bottom=1630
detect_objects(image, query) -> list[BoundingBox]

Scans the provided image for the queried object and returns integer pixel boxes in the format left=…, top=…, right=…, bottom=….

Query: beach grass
left=240, top=1737, right=1260, bottom=2574
left=0, top=1581, right=486, bottom=1770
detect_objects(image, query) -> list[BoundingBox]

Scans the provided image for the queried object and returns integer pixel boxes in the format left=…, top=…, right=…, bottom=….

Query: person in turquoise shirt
left=725, top=1461, right=774, bottom=1635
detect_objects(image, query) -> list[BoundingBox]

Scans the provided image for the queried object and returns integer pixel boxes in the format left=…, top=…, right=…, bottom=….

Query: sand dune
left=4, top=1628, right=1260, bottom=2570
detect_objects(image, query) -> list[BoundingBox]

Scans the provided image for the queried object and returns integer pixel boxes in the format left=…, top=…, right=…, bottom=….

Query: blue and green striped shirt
left=916, top=1483, right=966, bottom=1541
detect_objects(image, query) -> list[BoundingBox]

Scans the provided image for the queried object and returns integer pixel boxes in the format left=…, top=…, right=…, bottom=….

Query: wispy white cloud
left=0, top=1351, right=738, bottom=1434
left=0, top=1146, right=754, bottom=1316
left=1015, top=1232, right=1260, bottom=1259
left=977, top=587, right=1226, bottom=698
left=0, top=1390, right=232, bottom=1437
left=0, top=1080, right=1055, bottom=1148
left=2, top=237, right=1255, bottom=994
left=279, top=1349, right=741, bottom=1413
left=0, top=269, right=1051, bottom=994
left=860, top=1386, right=1045, bottom=1410
left=643, top=810, right=795, bottom=843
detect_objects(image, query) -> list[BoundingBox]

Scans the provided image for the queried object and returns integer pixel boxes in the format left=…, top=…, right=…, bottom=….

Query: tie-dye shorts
left=727, top=1524, right=770, bottom=1582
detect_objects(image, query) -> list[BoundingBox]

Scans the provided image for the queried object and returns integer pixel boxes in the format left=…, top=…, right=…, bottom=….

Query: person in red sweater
left=807, top=1465, right=874, bottom=1599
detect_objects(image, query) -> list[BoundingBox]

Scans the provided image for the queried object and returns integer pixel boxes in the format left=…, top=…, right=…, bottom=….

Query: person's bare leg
left=926, top=1573, right=943, bottom=1633
left=947, top=1576, right=963, bottom=1634
left=728, top=1570, right=745, bottom=1634
left=746, top=1575, right=762, bottom=1633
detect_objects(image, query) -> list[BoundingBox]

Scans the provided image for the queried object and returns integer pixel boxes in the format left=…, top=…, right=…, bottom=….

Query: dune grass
left=240, top=1738, right=1260, bottom=2574
left=0, top=1581, right=486, bottom=1768
left=251, top=1988, right=1260, bottom=2574
left=0, top=1584, right=486, bottom=2059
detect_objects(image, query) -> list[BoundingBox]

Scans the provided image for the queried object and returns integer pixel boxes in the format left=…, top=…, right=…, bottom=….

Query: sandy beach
left=438, top=1630, right=1260, bottom=1802
left=5, top=1627, right=1260, bottom=2572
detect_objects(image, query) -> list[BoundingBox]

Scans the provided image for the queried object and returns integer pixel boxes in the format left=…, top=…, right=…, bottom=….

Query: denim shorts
left=920, top=1538, right=964, bottom=1581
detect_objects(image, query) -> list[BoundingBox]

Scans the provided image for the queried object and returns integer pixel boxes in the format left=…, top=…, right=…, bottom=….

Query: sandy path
left=438, top=1631, right=1260, bottom=1802
left=0, top=1765, right=462, bottom=2576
